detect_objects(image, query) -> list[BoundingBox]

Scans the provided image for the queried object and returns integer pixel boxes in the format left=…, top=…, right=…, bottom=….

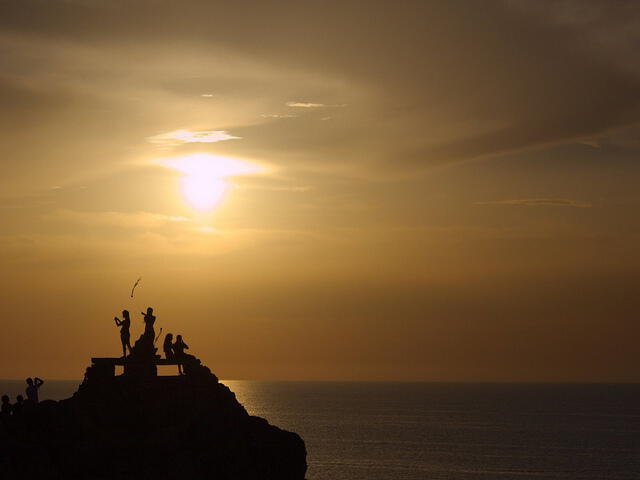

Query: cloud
left=260, top=113, right=298, bottom=119
left=194, top=225, right=220, bottom=234
left=474, top=198, right=593, bottom=208
left=578, top=138, right=600, bottom=148
left=237, top=185, right=312, bottom=192
left=577, top=123, right=640, bottom=149
left=285, top=102, right=326, bottom=108
left=2, top=1, right=640, bottom=181
left=146, top=129, right=241, bottom=147
left=46, top=209, right=192, bottom=229
left=285, top=102, right=347, bottom=109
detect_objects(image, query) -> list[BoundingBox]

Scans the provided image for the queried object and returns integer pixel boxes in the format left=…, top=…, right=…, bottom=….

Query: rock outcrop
left=0, top=356, right=307, bottom=480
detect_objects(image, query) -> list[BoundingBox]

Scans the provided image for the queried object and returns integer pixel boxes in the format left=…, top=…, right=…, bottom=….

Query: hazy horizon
left=1, top=1, right=639, bottom=382
left=2, top=378, right=639, bottom=385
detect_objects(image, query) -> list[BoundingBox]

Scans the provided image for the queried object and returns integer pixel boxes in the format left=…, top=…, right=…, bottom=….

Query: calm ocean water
left=1, top=380, right=639, bottom=479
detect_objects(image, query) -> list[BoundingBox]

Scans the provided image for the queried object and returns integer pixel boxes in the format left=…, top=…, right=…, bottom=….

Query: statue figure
left=141, top=307, right=156, bottom=342
left=128, top=307, right=159, bottom=362
left=114, top=310, right=133, bottom=358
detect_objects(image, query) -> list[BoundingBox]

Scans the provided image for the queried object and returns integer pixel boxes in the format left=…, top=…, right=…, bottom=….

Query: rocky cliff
left=0, top=359, right=307, bottom=480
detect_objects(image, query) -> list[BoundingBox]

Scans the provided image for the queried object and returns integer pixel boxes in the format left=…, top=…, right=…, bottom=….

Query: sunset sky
left=1, top=1, right=639, bottom=381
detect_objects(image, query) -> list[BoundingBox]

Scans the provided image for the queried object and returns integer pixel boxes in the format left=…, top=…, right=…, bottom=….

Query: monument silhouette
left=0, top=306, right=307, bottom=479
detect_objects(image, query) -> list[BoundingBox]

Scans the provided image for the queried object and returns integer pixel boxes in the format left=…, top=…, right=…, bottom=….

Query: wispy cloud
left=146, top=129, right=241, bottom=147
left=194, top=225, right=220, bottom=234
left=286, top=101, right=326, bottom=108
left=474, top=198, right=592, bottom=208
left=260, top=113, right=298, bottom=118
left=578, top=138, right=600, bottom=148
left=46, top=209, right=192, bottom=229
left=285, top=101, right=347, bottom=108
left=237, top=185, right=312, bottom=192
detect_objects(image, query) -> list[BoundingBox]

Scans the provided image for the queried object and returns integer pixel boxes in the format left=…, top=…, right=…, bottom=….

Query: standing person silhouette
left=114, top=310, right=133, bottom=358
left=141, top=307, right=156, bottom=343
left=25, top=377, right=44, bottom=404
left=173, top=335, right=189, bottom=375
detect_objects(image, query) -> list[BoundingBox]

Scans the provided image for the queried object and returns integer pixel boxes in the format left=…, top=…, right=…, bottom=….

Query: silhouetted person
left=13, top=395, right=24, bottom=414
left=114, top=310, right=133, bottom=358
left=141, top=307, right=156, bottom=342
left=1, top=395, right=11, bottom=415
left=163, top=333, right=175, bottom=360
left=26, top=377, right=44, bottom=404
left=173, top=334, right=189, bottom=375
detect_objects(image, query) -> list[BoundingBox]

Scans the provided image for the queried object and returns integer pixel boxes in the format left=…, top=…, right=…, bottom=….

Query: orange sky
left=1, top=1, right=639, bottom=381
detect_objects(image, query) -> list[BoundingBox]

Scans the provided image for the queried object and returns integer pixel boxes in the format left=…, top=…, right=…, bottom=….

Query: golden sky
left=1, top=1, right=639, bottom=381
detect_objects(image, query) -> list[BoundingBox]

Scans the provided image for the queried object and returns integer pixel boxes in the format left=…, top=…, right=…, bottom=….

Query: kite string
left=131, top=277, right=142, bottom=298
left=128, top=277, right=145, bottom=339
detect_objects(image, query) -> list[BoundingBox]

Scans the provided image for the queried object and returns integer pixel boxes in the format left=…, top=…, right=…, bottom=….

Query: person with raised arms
left=114, top=310, right=133, bottom=358
left=25, top=377, right=44, bottom=404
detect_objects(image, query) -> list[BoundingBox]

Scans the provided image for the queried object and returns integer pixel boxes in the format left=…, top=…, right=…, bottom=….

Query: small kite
left=130, top=277, right=142, bottom=298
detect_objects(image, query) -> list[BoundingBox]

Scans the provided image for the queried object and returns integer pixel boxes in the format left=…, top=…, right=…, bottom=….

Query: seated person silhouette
left=1, top=395, right=12, bottom=415
left=173, top=335, right=190, bottom=375
left=163, top=333, right=175, bottom=360
left=164, top=333, right=182, bottom=375
left=25, top=377, right=44, bottom=404
left=114, top=310, right=133, bottom=358
left=13, top=395, right=24, bottom=414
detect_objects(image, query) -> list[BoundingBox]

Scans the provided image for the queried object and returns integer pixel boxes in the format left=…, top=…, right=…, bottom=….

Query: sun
left=157, top=153, right=262, bottom=212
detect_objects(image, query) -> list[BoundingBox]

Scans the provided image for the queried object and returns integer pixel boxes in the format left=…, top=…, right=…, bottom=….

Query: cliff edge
left=0, top=356, right=307, bottom=479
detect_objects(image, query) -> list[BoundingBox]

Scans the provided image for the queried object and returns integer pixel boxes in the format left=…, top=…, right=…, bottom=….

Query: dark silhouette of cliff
left=0, top=352, right=307, bottom=479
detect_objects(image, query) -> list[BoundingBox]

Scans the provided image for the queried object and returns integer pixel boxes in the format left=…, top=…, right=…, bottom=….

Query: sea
left=1, top=380, right=639, bottom=479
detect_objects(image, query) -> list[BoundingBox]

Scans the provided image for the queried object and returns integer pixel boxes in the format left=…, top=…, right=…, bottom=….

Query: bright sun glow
left=157, top=153, right=263, bottom=212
